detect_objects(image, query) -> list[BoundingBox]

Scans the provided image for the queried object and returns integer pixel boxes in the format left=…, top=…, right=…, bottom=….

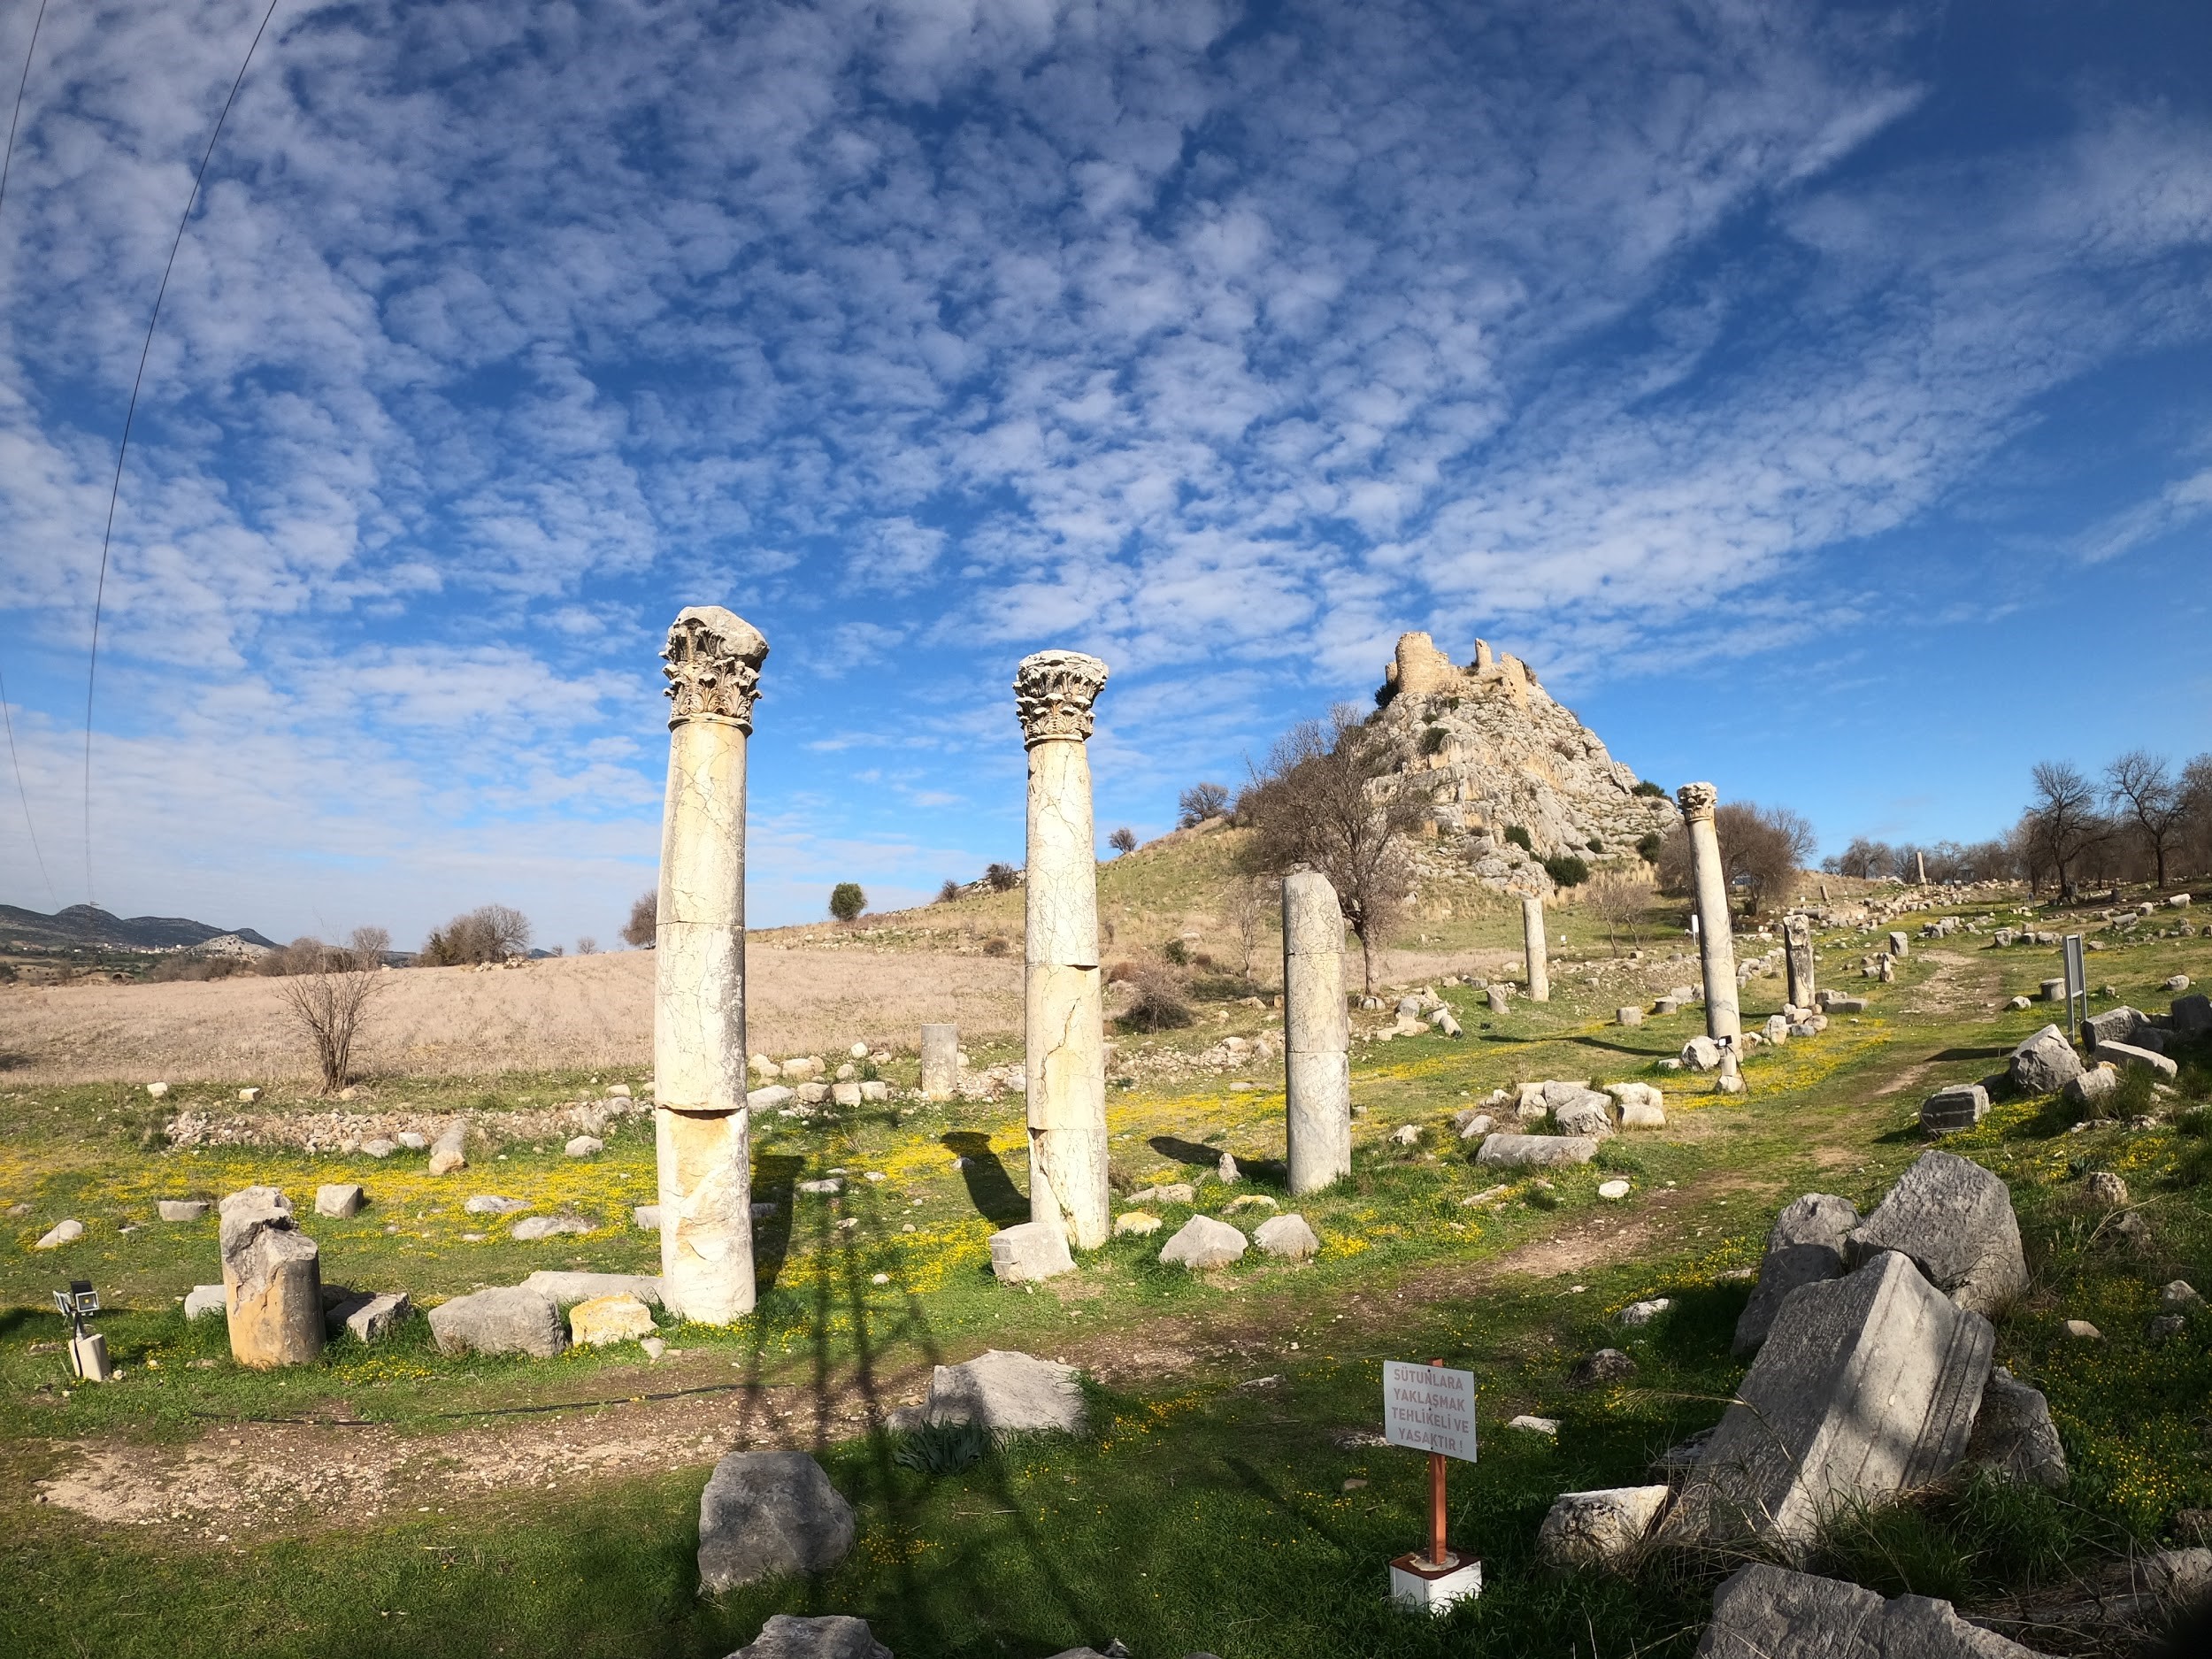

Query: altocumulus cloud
left=0, top=0, right=2208, bottom=939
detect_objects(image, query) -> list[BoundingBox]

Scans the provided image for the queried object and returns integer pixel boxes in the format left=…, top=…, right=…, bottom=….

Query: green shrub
left=1163, top=938, right=1190, bottom=966
left=1418, top=725, right=1449, bottom=756
left=1637, top=831, right=1663, bottom=862
left=828, top=882, right=866, bottom=922
left=892, top=1419, right=992, bottom=1476
left=1505, top=825, right=1532, bottom=852
left=1543, top=853, right=1590, bottom=887
left=1587, top=838, right=1605, bottom=854
left=1632, top=779, right=1667, bottom=798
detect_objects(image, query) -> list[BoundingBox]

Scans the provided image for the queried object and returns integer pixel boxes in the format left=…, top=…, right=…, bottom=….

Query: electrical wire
left=0, top=0, right=58, bottom=906
left=80, top=0, right=283, bottom=902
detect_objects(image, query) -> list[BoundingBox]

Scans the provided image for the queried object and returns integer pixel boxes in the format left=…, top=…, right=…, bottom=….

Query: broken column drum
left=918, top=1024, right=958, bottom=1101
left=219, top=1186, right=324, bottom=1368
left=655, top=607, right=769, bottom=1324
left=1784, top=914, right=1816, bottom=1010
left=1522, top=893, right=1551, bottom=1002
left=1016, top=649, right=1112, bottom=1250
left=1283, top=870, right=1352, bottom=1195
left=1677, top=783, right=1742, bottom=1044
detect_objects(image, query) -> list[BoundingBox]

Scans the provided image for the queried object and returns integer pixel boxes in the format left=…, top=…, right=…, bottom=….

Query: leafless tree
left=278, top=926, right=389, bottom=1094
left=1656, top=801, right=1817, bottom=917
left=2106, top=750, right=2185, bottom=887
left=576, top=936, right=599, bottom=956
left=1177, top=781, right=1230, bottom=827
left=1582, top=868, right=1653, bottom=956
left=622, top=892, right=657, bottom=949
left=2027, top=761, right=2111, bottom=898
left=1118, top=959, right=1193, bottom=1031
left=421, top=903, right=534, bottom=965
left=1223, top=872, right=1273, bottom=983
left=2181, top=754, right=2212, bottom=880
left=1108, top=826, right=1138, bottom=855
left=1236, top=706, right=1423, bottom=995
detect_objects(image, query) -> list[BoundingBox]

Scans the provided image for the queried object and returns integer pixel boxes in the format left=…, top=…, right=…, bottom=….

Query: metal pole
left=1428, top=1356, right=1448, bottom=1566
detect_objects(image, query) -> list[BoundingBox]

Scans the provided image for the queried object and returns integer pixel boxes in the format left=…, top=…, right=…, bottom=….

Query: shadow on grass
left=750, top=1153, right=805, bottom=1296
left=941, top=1133, right=1026, bottom=1225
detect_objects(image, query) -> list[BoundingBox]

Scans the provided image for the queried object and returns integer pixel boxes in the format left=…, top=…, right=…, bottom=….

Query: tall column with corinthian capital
left=1677, top=782, right=1742, bottom=1045
left=1015, top=649, right=1111, bottom=1250
left=654, top=606, right=768, bottom=1322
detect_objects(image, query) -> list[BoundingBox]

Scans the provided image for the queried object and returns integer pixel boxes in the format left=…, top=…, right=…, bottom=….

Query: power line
left=0, top=0, right=58, bottom=906
left=81, top=0, right=284, bottom=903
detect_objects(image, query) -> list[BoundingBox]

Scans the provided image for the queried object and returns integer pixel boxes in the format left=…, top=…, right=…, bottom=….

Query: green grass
left=4, top=886, right=2212, bottom=1656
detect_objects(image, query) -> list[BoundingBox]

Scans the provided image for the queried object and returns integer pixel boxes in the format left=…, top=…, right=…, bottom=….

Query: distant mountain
left=0, top=903, right=281, bottom=953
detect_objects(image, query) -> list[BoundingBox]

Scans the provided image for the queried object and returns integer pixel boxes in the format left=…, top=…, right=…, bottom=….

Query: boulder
left=512, top=1214, right=595, bottom=1241
left=1457, top=1112, right=1495, bottom=1140
left=35, top=1218, right=85, bottom=1248
left=1693, top=1563, right=2054, bottom=1659
left=427, top=1286, right=565, bottom=1358
left=1619, top=1298, right=1672, bottom=1327
left=314, top=1183, right=365, bottom=1218
left=1919, top=1084, right=1988, bottom=1136
left=1681, top=1036, right=1722, bottom=1071
left=361, top=1138, right=395, bottom=1157
left=925, top=1348, right=1085, bottom=1434
left=634, top=1204, right=664, bottom=1229
left=832, top=1082, right=863, bottom=1108
left=1620, top=1102, right=1667, bottom=1130
left=219, top=1186, right=324, bottom=1368
left=2101, top=1041, right=2177, bottom=1080
left=570, top=1294, right=657, bottom=1346
left=696, top=1450, right=856, bottom=1593
left=987, top=1220, right=1075, bottom=1285
left=1113, top=1211, right=1160, bottom=1236
left=749, top=1085, right=795, bottom=1110
left=1476, top=1133, right=1599, bottom=1169
left=465, top=1194, right=530, bottom=1216
left=2174, top=994, right=2212, bottom=1036
left=396, top=1131, right=427, bottom=1150
left=2009, top=1025, right=2083, bottom=1094
left=1667, top=1251, right=1993, bottom=1555
left=2079, top=1171, right=2127, bottom=1209
left=157, top=1199, right=211, bottom=1222
left=1963, top=1367, right=2067, bottom=1489
left=1570, top=1348, right=1636, bottom=1388
left=1125, top=1182, right=1194, bottom=1205
left=726, top=1616, right=891, bottom=1659
left=1604, top=1082, right=1663, bottom=1110
left=326, top=1289, right=409, bottom=1342
left=1537, top=1486, right=1670, bottom=1571
left=427, top=1126, right=467, bottom=1176
left=183, top=1283, right=226, bottom=1319
left=520, top=1270, right=664, bottom=1307
left=1732, top=1193, right=1861, bottom=1356
left=564, top=1135, right=603, bottom=1157
left=1254, top=1213, right=1319, bottom=1260
left=2063, top=1065, right=2119, bottom=1111
left=1553, top=1094, right=1615, bottom=1138
left=1160, top=1215, right=1247, bottom=1270
left=1847, top=1151, right=2027, bottom=1317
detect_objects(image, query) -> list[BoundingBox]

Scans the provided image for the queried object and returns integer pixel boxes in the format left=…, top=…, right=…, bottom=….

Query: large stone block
left=2101, top=1041, right=2177, bottom=1080
left=519, top=1269, right=664, bottom=1307
left=2083, top=1005, right=2151, bottom=1053
left=427, top=1286, right=566, bottom=1358
left=2173, top=993, right=2212, bottom=1036
left=1920, top=1084, right=1989, bottom=1136
left=1254, top=1212, right=1319, bottom=1259
left=925, top=1348, right=1085, bottom=1434
left=570, top=1294, right=657, bottom=1346
left=1669, top=1252, right=1993, bottom=1555
left=1552, top=1093, right=1615, bottom=1138
left=1159, top=1214, right=1247, bottom=1269
left=726, top=1617, right=892, bottom=1659
left=219, top=1186, right=324, bottom=1369
left=1732, top=1193, right=1860, bottom=1356
left=987, top=1220, right=1075, bottom=1284
left=1537, top=1486, right=1670, bottom=1571
left=1847, top=1150, right=2027, bottom=1317
left=697, top=1450, right=855, bottom=1593
left=1964, top=1366, right=2067, bottom=1490
left=1477, top=1133, right=1599, bottom=1169
left=1694, top=1563, right=2054, bottom=1659
left=2009, top=1025, right=2083, bottom=1094
left=919, top=1023, right=959, bottom=1100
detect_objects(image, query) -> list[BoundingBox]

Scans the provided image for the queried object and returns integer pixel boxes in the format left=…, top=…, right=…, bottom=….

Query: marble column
left=1283, top=870, right=1352, bottom=1195
left=1784, top=914, right=1816, bottom=1010
left=220, top=1186, right=323, bottom=1368
left=919, top=1023, right=959, bottom=1101
left=1016, top=649, right=1111, bottom=1249
left=1522, top=893, right=1551, bottom=1002
left=655, top=606, right=768, bottom=1324
left=1677, top=783, right=1742, bottom=1044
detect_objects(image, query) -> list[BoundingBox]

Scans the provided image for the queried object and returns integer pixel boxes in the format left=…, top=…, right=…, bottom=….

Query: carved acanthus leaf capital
left=1013, top=649, right=1109, bottom=747
left=664, top=606, right=770, bottom=730
left=1676, top=781, right=1718, bottom=822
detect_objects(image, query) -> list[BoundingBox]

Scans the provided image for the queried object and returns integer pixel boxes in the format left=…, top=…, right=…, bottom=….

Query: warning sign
left=1383, top=1360, right=1477, bottom=1461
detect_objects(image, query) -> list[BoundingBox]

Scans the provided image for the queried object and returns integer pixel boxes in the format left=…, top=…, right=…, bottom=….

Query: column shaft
left=1283, top=871, right=1351, bottom=1194
left=1678, top=783, right=1742, bottom=1043
left=1522, top=894, right=1551, bottom=1002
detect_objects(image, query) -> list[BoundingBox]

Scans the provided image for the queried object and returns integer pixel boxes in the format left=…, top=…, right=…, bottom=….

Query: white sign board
left=1383, top=1361, right=1478, bottom=1462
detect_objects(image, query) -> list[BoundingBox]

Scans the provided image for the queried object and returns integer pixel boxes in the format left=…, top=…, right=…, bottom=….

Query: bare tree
left=1177, top=781, right=1230, bottom=827
left=621, top=891, right=656, bottom=949
left=2106, top=750, right=2185, bottom=888
left=278, top=927, right=388, bottom=1094
left=1656, top=801, right=1816, bottom=917
left=421, top=903, right=534, bottom=965
left=2181, top=754, right=2212, bottom=880
left=1236, top=706, right=1423, bottom=995
left=1582, top=868, right=1653, bottom=956
left=576, top=936, right=598, bottom=956
left=2027, top=761, right=2110, bottom=898
left=1108, top=826, right=1138, bottom=855
left=1223, top=872, right=1273, bottom=983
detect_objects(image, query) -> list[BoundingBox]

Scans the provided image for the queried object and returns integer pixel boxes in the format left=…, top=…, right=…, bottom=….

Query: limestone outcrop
left=1371, top=632, right=1676, bottom=892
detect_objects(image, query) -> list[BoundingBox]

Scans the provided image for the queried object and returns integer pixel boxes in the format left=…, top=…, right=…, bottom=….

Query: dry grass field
left=0, top=946, right=1023, bottom=1087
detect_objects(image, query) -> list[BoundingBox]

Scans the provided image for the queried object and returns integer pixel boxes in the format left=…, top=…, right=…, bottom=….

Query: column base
left=1388, top=1551, right=1482, bottom=1613
left=69, top=1333, right=114, bottom=1382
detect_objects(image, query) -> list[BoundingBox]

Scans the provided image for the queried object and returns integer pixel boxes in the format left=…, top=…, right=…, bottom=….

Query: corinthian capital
left=1014, top=649, right=1109, bottom=747
left=1676, top=781, right=1718, bottom=821
left=664, top=606, right=770, bottom=730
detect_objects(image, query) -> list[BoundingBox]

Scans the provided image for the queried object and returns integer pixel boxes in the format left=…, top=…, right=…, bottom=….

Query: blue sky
left=1, top=0, right=2208, bottom=947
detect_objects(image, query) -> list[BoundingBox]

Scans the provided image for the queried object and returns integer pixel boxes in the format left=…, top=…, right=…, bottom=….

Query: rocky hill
left=1371, top=631, right=1677, bottom=895
left=0, top=902, right=279, bottom=954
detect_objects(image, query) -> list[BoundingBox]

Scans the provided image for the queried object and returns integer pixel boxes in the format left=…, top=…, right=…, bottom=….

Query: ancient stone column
left=1522, top=893, right=1551, bottom=1002
left=219, top=1186, right=323, bottom=1368
left=1785, top=914, right=1817, bottom=1010
left=655, top=606, right=769, bottom=1324
left=919, top=1024, right=958, bottom=1101
left=1677, top=783, right=1742, bottom=1044
left=1016, top=649, right=1111, bottom=1250
left=1283, top=871, right=1352, bottom=1195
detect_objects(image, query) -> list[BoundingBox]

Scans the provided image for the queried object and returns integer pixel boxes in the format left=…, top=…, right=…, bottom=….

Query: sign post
left=2062, top=934, right=2087, bottom=1038
left=1382, top=1357, right=1480, bottom=1613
